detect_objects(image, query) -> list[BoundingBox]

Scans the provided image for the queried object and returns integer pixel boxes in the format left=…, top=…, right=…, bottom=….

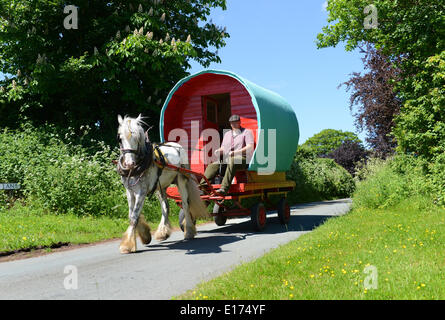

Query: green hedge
left=0, top=124, right=179, bottom=220
left=0, top=124, right=123, bottom=216
left=429, top=153, right=445, bottom=206
left=286, top=147, right=356, bottom=204
left=352, top=154, right=445, bottom=209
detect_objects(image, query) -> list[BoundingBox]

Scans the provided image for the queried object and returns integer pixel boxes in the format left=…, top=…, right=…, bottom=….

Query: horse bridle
left=117, top=134, right=168, bottom=200
left=117, top=132, right=139, bottom=155
left=117, top=131, right=153, bottom=179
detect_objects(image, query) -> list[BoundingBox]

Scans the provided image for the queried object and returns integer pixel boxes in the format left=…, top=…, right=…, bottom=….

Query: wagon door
left=202, top=96, right=219, bottom=131
left=200, top=96, right=220, bottom=167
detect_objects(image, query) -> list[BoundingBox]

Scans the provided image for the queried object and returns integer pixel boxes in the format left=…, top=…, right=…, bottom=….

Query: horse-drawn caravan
left=160, top=70, right=300, bottom=231
left=116, top=70, right=299, bottom=254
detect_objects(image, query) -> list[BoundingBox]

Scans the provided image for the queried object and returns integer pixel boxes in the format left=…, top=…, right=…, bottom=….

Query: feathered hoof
left=184, top=230, right=196, bottom=240
left=154, top=232, right=169, bottom=241
left=154, top=225, right=171, bottom=241
left=120, top=229, right=137, bottom=254
left=119, top=244, right=136, bottom=254
left=119, top=240, right=137, bottom=254
left=184, top=222, right=197, bottom=240
left=136, top=216, right=152, bottom=245
left=138, top=232, right=152, bottom=245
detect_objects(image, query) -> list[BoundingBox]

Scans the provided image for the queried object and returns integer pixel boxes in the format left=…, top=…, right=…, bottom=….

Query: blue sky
left=189, top=0, right=366, bottom=145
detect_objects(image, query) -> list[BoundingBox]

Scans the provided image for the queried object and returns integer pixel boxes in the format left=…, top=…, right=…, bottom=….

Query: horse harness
left=116, top=132, right=188, bottom=197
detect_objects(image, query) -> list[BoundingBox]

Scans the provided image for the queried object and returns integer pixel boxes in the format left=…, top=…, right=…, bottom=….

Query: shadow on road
left=144, top=214, right=335, bottom=255
left=140, top=199, right=351, bottom=255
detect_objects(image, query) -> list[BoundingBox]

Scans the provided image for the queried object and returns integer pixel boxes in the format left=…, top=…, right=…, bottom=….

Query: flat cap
left=229, top=114, right=240, bottom=122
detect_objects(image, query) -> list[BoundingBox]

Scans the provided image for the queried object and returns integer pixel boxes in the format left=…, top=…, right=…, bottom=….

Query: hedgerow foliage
left=353, top=154, right=445, bottom=209
left=286, top=146, right=356, bottom=204
left=0, top=123, right=124, bottom=215
left=0, top=124, right=176, bottom=220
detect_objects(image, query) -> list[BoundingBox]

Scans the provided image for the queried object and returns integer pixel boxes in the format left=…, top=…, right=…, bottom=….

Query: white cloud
left=322, top=1, right=328, bottom=12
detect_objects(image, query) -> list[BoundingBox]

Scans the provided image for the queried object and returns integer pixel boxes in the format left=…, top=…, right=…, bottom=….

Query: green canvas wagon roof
left=160, top=70, right=299, bottom=173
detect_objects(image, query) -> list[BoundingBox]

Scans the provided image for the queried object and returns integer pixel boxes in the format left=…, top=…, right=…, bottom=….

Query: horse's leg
left=154, top=188, right=172, bottom=241
left=120, top=189, right=136, bottom=253
left=136, top=213, right=151, bottom=245
left=120, top=190, right=147, bottom=253
left=178, top=175, right=196, bottom=240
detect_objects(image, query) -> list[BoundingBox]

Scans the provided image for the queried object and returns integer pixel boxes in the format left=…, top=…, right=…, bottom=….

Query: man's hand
left=229, top=144, right=253, bottom=158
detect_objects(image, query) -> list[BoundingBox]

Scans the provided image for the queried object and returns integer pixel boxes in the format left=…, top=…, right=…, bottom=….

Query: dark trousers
left=200, top=156, right=247, bottom=191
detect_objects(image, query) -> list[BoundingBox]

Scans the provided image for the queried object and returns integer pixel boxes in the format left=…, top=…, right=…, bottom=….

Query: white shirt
left=232, top=129, right=242, bottom=137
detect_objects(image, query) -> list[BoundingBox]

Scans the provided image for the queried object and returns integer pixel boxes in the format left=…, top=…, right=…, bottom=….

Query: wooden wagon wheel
left=277, top=198, right=291, bottom=225
left=213, top=204, right=227, bottom=226
left=251, top=202, right=267, bottom=231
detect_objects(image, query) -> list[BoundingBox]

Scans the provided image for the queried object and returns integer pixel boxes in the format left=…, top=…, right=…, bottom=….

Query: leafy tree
left=317, top=0, right=444, bottom=159
left=302, top=129, right=362, bottom=157
left=341, top=45, right=402, bottom=157
left=0, top=0, right=229, bottom=144
left=325, top=140, right=369, bottom=176
left=392, top=52, right=445, bottom=158
left=317, top=0, right=443, bottom=64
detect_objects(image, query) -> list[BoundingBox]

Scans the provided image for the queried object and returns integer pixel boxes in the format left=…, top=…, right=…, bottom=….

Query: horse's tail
left=186, top=176, right=211, bottom=220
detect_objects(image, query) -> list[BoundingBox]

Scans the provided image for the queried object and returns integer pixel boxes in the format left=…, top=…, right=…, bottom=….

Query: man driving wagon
left=199, top=114, right=254, bottom=195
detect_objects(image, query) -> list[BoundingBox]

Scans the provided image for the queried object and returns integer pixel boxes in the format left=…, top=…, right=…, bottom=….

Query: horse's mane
left=119, top=115, right=148, bottom=149
left=117, top=115, right=153, bottom=178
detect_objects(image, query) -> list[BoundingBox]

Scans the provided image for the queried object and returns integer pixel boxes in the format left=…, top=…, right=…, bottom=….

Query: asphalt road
left=0, top=199, right=351, bottom=300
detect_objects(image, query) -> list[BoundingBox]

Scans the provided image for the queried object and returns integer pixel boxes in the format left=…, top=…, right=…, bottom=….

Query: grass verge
left=176, top=197, right=445, bottom=300
left=0, top=201, right=183, bottom=254
left=0, top=203, right=127, bottom=253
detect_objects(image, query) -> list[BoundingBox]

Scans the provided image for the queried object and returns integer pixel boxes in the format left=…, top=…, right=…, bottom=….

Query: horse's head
left=117, top=114, right=146, bottom=169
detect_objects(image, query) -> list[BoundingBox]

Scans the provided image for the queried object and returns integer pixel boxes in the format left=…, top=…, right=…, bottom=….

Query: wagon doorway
left=202, top=93, right=231, bottom=141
